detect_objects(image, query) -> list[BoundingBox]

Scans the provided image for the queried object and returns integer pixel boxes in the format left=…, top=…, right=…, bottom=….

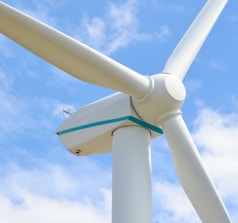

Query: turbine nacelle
left=56, top=93, right=162, bottom=156
left=56, top=73, right=185, bottom=156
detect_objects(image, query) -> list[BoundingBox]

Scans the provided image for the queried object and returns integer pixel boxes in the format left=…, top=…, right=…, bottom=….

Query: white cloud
left=33, top=0, right=65, bottom=8
left=153, top=181, right=200, bottom=223
left=77, top=0, right=142, bottom=54
left=184, top=78, right=203, bottom=94
left=0, top=159, right=111, bottom=223
left=193, top=107, right=238, bottom=153
left=0, top=87, right=30, bottom=141
left=82, top=16, right=106, bottom=50
left=0, top=192, right=110, bottom=223
left=228, top=15, right=238, bottom=23
left=193, top=107, right=238, bottom=204
left=231, top=95, right=238, bottom=110
left=208, top=59, right=227, bottom=71
left=156, top=26, right=170, bottom=40
left=73, top=0, right=166, bottom=55
left=2, top=164, right=77, bottom=198
left=104, top=0, right=154, bottom=54
left=156, top=2, right=187, bottom=14
left=0, top=91, right=55, bottom=143
left=0, top=68, right=71, bottom=144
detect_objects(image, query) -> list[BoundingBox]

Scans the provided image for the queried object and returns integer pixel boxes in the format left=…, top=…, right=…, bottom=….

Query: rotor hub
left=132, top=74, right=186, bottom=125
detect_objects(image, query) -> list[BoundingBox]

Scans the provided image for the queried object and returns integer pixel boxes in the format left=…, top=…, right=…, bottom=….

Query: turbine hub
left=132, top=74, right=186, bottom=125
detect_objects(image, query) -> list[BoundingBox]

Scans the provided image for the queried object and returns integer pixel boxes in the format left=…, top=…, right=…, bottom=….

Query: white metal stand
left=112, top=126, right=152, bottom=223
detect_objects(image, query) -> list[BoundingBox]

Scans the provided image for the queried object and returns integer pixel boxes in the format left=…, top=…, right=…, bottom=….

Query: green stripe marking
left=56, top=116, right=163, bottom=136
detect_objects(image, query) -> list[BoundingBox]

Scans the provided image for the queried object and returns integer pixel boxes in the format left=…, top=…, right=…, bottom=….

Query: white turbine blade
left=162, top=114, right=232, bottom=223
left=0, top=2, right=150, bottom=99
left=163, top=0, right=228, bottom=80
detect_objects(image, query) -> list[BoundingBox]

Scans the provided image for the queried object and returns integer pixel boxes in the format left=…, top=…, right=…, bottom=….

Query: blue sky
left=0, top=0, right=238, bottom=222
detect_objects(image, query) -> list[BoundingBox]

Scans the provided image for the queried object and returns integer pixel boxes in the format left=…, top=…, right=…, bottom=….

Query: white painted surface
left=112, top=126, right=152, bottom=223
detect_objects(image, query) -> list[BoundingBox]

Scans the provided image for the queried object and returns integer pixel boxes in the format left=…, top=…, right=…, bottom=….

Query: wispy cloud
left=74, top=0, right=146, bottom=54
left=0, top=188, right=111, bottom=223
left=155, top=26, right=170, bottom=40
left=0, top=194, right=109, bottom=223
left=193, top=107, right=238, bottom=191
left=228, top=15, right=238, bottom=23
left=72, top=0, right=169, bottom=55
left=0, top=156, right=112, bottom=223
left=0, top=67, right=74, bottom=144
left=3, top=0, right=170, bottom=56
left=191, top=105, right=238, bottom=220
left=153, top=181, right=200, bottom=223
left=208, top=59, right=227, bottom=71
left=184, top=78, right=203, bottom=94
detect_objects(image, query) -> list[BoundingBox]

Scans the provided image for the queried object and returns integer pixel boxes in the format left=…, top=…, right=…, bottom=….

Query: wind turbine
left=0, top=0, right=232, bottom=222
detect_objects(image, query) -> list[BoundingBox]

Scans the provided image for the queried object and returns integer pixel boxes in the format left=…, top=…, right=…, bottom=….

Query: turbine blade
left=163, top=0, right=228, bottom=80
left=161, top=113, right=232, bottom=223
left=0, top=2, right=149, bottom=99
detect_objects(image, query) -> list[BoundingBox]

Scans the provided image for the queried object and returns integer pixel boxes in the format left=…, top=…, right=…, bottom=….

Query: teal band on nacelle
left=56, top=116, right=163, bottom=136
